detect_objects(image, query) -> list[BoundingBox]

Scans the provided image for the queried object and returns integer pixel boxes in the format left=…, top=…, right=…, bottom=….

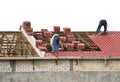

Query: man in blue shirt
left=50, top=34, right=63, bottom=52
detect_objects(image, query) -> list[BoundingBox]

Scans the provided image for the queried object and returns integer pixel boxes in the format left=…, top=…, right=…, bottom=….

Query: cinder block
left=16, top=61, right=33, bottom=72
left=34, top=60, right=54, bottom=71
left=34, top=60, right=70, bottom=71
left=0, top=61, right=12, bottom=72
left=73, top=60, right=120, bottom=71
left=56, top=60, right=70, bottom=71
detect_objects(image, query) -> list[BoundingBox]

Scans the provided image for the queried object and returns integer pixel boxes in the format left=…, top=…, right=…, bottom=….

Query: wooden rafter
left=0, top=32, right=38, bottom=57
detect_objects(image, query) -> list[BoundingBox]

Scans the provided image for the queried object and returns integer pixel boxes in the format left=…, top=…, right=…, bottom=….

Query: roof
left=45, top=31, right=120, bottom=59
left=1, top=30, right=120, bottom=59
left=0, top=21, right=120, bottom=60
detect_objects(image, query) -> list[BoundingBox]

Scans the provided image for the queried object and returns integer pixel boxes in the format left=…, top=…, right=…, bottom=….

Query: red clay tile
left=65, top=43, right=74, bottom=51
left=45, top=53, right=56, bottom=57
left=54, top=26, right=60, bottom=33
left=67, top=37, right=76, bottom=42
left=67, top=33, right=74, bottom=37
left=77, top=43, right=85, bottom=50
left=72, top=41, right=80, bottom=47
left=22, top=21, right=31, bottom=28
left=36, top=33, right=43, bottom=40
left=41, top=29, right=48, bottom=33
left=38, top=46, right=47, bottom=51
left=60, top=36, right=67, bottom=42
left=44, top=31, right=52, bottom=38
left=25, top=28, right=33, bottom=32
left=36, top=40, right=47, bottom=47
left=63, top=27, right=71, bottom=34
left=59, top=48, right=63, bottom=51
left=27, top=31, right=34, bottom=35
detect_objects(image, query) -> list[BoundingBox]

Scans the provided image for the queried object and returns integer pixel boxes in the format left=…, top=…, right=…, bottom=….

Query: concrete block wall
left=1, top=59, right=120, bottom=72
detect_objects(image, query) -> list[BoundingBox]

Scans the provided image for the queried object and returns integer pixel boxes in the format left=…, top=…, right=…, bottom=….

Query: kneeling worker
left=50, top=34, right=64, bottom=52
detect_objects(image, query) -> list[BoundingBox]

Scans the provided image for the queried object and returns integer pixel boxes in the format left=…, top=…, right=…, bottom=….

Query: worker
left=50, top=34, right=63, bottom=52
left=96, top=19, right=107, bottom=35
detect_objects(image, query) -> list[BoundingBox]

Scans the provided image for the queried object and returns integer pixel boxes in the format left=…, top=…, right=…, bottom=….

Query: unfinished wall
left=1, top=59, right=120, bottom=72
left=0, top=59, right=120, bottom=82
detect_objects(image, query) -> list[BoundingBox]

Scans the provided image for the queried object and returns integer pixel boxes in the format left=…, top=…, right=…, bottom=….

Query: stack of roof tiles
left=22, top=21, right=34, bottom=35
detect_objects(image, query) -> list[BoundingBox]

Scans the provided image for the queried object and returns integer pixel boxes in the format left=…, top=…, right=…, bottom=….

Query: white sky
left=0, top=0, right=120, bottom=31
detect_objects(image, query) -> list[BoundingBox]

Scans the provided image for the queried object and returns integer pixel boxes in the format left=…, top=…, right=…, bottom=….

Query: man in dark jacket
left=96, top=19, right=107, bottom=35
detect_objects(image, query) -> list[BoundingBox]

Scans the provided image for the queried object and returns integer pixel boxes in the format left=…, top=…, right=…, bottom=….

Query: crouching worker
left=50, top=34, right=64, bottom=52
left=96, top=19, right=107, bottom=35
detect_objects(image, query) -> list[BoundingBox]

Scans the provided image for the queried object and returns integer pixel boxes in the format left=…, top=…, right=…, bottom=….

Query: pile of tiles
left=22, top=21, right=34, bottom=35
left=22, top=21, right=86, bottom=52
